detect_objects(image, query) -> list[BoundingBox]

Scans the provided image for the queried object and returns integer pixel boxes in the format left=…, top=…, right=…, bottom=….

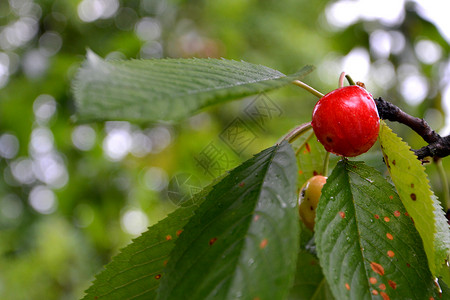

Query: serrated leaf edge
left=379, top=121, right=450, bottom=277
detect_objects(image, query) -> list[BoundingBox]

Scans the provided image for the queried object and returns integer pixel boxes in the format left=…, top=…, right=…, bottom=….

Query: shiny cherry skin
left=311, top=85, right=380, bottom=157
left=298, top=175, right=327, bottom=231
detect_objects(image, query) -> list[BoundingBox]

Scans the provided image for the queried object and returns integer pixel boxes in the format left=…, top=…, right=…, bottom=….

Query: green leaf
left=289, top=250, right=335, bottom=300
left=156, top=141, right=299, bottom=300
left=378, top=121, right=450, bottom=277
left=295, top=131, right=338, bottom=184
left=295, top=130, right=328, bottom=182
left=316, top=160, right=439, bottom=300
left=73, top=51, right=314, bottom=122
left=81, top=190, right=212, bottom=300
left=440, top=265, right=450, bottom=289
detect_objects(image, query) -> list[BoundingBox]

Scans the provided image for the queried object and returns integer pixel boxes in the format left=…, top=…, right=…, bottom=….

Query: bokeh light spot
left=135, top=17, right=161, bottom=41
left=0, top=133, right=19, bottom=159
left=326, top=0, right=405, bottom=29
left=72, top=125, right=96, bottom=151
left=148, top=126, right=171, bottom=154
left=29, top=185, right=57, bottom=214
left=370, top=30, right=391, bottom=59
left=399, top=74, right=428, bottom=106
left=0, top=52, right=10, bottom=88
left=130, top=131, right=152, bottom=157
left=39, top=31, right=63, bottom=57
left=32, top=153, right=69, bottom=189
left=30, top=127, right=54, bottom=155
left=33, top=94, right=57, bottom=123
left=121, top=209, right=149, bottom=235
left=415, top=39, right=442, bottom=64
left=77, top=0, right=119, bottom=23
left=143, top=167, right=168, bottom=192
left=103, top=126, right=132, bottom=161
left=22, top=49, right=48, bottom=78
left=11, top=157, right=35, bottom=184
left=341, top=48, right=370, bottom=81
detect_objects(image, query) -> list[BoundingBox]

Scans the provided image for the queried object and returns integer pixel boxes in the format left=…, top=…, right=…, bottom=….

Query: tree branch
left=413, top=136, right=450, bottom=159
left=374, top=97, right=450, bottom=160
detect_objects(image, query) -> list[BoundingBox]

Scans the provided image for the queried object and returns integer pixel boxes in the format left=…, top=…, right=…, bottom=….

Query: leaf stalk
left=292, top=80, right=324, bottom=98
left=283, top=122, right=313, bottom=143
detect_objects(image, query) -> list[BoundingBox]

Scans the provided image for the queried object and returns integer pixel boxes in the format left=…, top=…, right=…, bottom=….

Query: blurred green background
left=1, top=0, right=449, bottom=299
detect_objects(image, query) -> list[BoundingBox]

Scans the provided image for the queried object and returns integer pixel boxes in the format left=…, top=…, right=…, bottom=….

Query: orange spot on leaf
left=388, top=280, right=397, bottom=290
left=305, top=143, right=311, bottom=153
left=374, top=214, right=380, bottom=219
left=238, top=182, right=245, bottom=187
left=389, top=195, right=393, bottom=200
left=394, top=211, right=401, bottom=217
left=380, top=291, right=390, bottom=300
left=339, top=211, right=346, bottom=218
left=387, top=250, right=395, bottom=257
left=155, top=274, right=162, bottom=280
left=369, top=277, right=377, bottom=284
left=405, top=212, right=409, bottom=216
left=386, top=233, right=394, bottom=240
left=372, top=290, right=379, bottom=295
left=163, top=260, right=168, bottom=266
left=371, top=262, right=385, bottom=276
left=410, top=193, right=417, bottom=201
left=406, top=263, right=411, bottom=268
left=345, top=283, right=350, bottom=290
left=260, top=238, right=268, bottom=249
left=166, top=235, right=172, bottom=241
left=176, top=230, right=183, bottom=236
left=254, top=215, right=260, bottom=222
left=209, top=237, right=217, bottom=246
left=298, top=170, right=303, bottom=175
left=379, top=283, right=386, bottom=290
left=384, top=216, right=390, bottom=222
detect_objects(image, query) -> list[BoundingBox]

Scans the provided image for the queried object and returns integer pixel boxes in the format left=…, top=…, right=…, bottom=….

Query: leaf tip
left=86, top=49, right=104, bottom=68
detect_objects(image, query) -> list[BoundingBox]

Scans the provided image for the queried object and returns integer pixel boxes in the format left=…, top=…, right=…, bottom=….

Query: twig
left=414, top=136, right=450, bottom=159
left=374, top=97, right=450, bottom=160
left=374, top=97, right=440, bottom=144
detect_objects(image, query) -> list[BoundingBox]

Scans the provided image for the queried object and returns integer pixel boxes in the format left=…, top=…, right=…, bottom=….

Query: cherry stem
left=283, top=122, right=313, bottom=143
left=322, top=151, right=330, bottom=176
left=435, top=158, right=449, bottom=210
left=345, top=74, right=356, bottom=85
left=338, top=72, right=346, bottom=88
left=292, top=80, right=324, bottom=98
left=295, top=130, right=314, bottom=156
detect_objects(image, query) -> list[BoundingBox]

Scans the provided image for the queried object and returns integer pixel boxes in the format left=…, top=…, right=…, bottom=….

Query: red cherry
left=311, top=85, right=380, bottom=157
